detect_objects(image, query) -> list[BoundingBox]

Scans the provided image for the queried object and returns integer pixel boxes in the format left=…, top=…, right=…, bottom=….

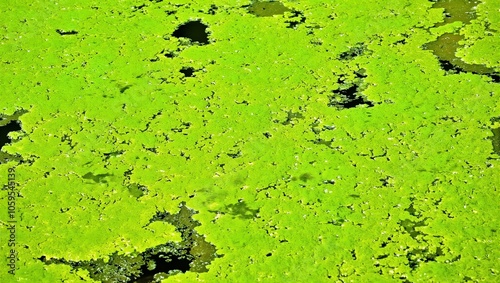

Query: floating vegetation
left=39, top=203, right=219, bottom=283
left=1, top=0, right=499, bottom=282
left=425, top=33, right=496, bottom=75
left=425, top=0, right=498, bottom=78
left=328, top=71, right=374, bottom=109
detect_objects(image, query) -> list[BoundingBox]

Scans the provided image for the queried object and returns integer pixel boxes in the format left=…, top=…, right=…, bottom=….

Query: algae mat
left=1, top=0, right=499, bottom=282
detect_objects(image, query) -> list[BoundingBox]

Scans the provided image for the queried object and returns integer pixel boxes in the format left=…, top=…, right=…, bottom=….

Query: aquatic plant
left=0, top=0, right=498, bottom=282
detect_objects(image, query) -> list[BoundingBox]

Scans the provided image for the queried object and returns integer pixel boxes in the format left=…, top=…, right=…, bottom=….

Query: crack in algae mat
left=0, top=0, right=499, bottom=282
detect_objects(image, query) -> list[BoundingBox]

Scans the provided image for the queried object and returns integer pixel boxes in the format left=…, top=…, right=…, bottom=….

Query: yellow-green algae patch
left=0, top=0, right=499, bottom=282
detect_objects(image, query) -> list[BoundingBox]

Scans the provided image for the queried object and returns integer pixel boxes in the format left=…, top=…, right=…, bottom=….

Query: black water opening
left=0, top=120, right=21, bottom=150
left=285, top=10, right=306, bottom=29
left=180, top=67, right=195, bottom=77
left=439, top=59, right=461, bottom=73
left=338, top=43, right=366, bottom=60
left=328, top=73, right=374, bottom=109
left=56, top=29, right=78, bottom=36
left=336, top=85, right=373, bottom=109
left=40, top=244, right=195, bottom=283
left=38, top=202, right=219, bottom=283
left=135, top=249, right=192, bottom=283
left=439, top=59, right=500, bottom=82
left=172, top=20, right=209, bottom=45
left=491, top=126, right=500, bottom=155
left=425, top=1, right=499, bottom=81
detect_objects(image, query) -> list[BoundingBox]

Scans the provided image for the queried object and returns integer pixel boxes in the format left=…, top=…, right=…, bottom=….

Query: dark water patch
left=127, top=183, right=149, bottom=198
left=490, top=127, right=500, bottom=154
left=0, top=110, right=27, bottom=163
left=246, top=1, right=291, bottom=17
left=204, top=4, right=218, bottom=15
left=430, top=0, right=480, bottom=26
left=155, top=48, right=180, bottom=60
left=330, top=84, right=372, bottom=109
left=490, top=117, right=500, bottom=155
left=180, top=67, right=195, bottom=77
left=131, top=4, right=147, bottom=12
left=119, top=84, right=133, bottom=93
left=146, top=202, right=219, bottom=273
left=399, top=217, right=429, bottom=239
left=123, top=170, right=149, bottom=198
left=172, top=20, right=209, bottom=45
left=39, top=202, right=219, bottom=282
left=285, top=10, right=306, bottom=29
left=328, top=72, right=374, bottom=109
left=425, top=0, right=499, bottom=80
left=281, top=110, right=305, bottom=126
left=0, top=120, right=21, bottom=150
left=209, top=200, right=260, bottom=220
left=438, top=59, right=462, bottom=73
left=82, top=172, right=114, bottom=184
left=56, top=29, right=78, bottom=36
left=406, top=247, right=445, bottom=270
left=338, top=43, right=366, bottom=61
left=425, top=33, right=495, bottom=75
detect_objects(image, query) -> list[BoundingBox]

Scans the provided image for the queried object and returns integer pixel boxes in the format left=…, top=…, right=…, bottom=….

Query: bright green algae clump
left=0, top=0, right=499, bottom=282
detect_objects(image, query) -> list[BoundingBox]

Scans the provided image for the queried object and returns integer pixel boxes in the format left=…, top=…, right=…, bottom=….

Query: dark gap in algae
left=180, top=67, right=195, bottom=77
left=0, top=120, right=21, bottom=150
left=0, top=110, right=27, bottom=164
left=425, top=0, right=499, bottom=81
left=38, top=202, right=219, bottom=283
left=490, top=126, right=500, bottom=155
left=246, top=1, right=291, bottom=17
left=284, top=10, right=306, bottom=29
left=172, top=20, right=209, bottom=45
left=208, top=199, right=260, bottom=220
left=430, top=0, right=481, bottom=27
left=338, top=43, right=366, bottom=61
left=328, top=71, right=374, bottom=109
left=56, top=29, right=78, bottom=36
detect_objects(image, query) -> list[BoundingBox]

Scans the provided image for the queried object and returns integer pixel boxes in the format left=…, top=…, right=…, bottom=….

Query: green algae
left=0, top=0, right=499, bottom=282
left=425, top=33, right=495, bottom=74
left=425, top=0, right=498, bottom=74
left=38, top=202, right=217, bottom=282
